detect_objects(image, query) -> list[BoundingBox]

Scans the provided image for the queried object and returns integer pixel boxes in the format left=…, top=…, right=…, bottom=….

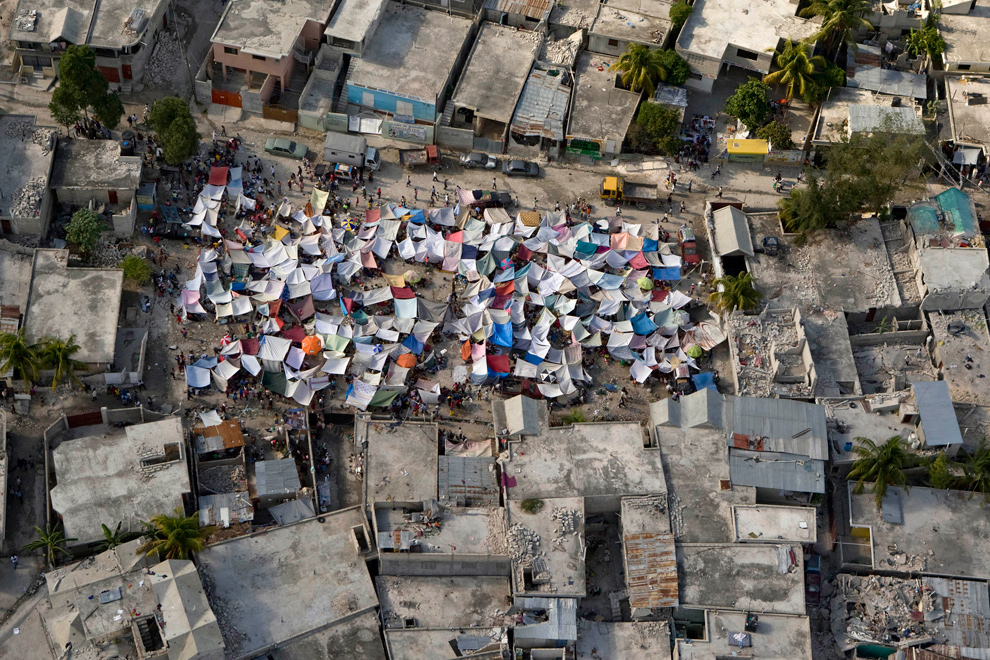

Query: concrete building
left=928, top=310, right=990, bottom=410
left=50, top=417, right=191, bottom=545
left=8, top=0, right=174, bottom=89
left=620, top=495, right=678, bottom=615
left=589, top=0, right=673, bottom=56
left=566, top=52, right=642, bottom=157
left=943, top=76, right=990, bottom=154
left=50, top=139, right=143, bottom=237
left=23, top=249, right=123, bottom=370
left=483, top=0, right=553, bottom=28
left=675, top=0, right=816, bottom=93
left=724, top=308, right=819, bottom=399
left=675, top=610, right=812, bottom=660
left=731, top=504, right=817, bottom=544
left=323, top=0, right=388, bottom=58
left=446, top=23, right=540, bottom=152
left=506, top=496, right=586, bottom=597
left=149, top=559, right=225, bottom=660
left=509, top=65, right=574, bottom=156
left=376, top=575, right=510, bottom=629
left=845, top=483, right=990, bottom=578
left=197, top=508, right=377, bottom=659
left=361, top=418, right=438, bottom=507
left=264, top=611, right=386, bottom=660
left=345, top=4, right=474, bottom=124
left=939, top=2, right=990, bottom=74
left=576, top=620, right=673, bottom=660
left=203, top=0, right=332, bottom=115
left=813, top=87, right=902, bottom=145
left=384, top=627, right=508, bottom=659
left=0, top=115, right=56, bottom=236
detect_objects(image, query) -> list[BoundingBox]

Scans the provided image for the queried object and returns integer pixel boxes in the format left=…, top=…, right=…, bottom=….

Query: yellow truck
left=600, top=176, right=659, bottom=209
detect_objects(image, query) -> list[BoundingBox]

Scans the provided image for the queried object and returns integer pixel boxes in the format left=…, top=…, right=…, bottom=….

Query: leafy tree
left=906, top=21, right=946, bottom=59
left=519, top=498, right=544, bottom=514
left=611, top=43, right=665, bottom=96
left=36, top=335, right=85, bottom=390
left=724, top=78, right=772, bottom=129
left=848, top=436, right=909, bottom=509
left=800, top=0, right=874, bottom=59
left=778, top=174, right=858, bottom=242
left=961, top=440, right=990, bottom=503
left=928, top=452, right=957, bottom=490
left=97, top=522, right=139, bottom=552
left=757, top=120, right=795, bottom=150
left=707, top=272, right=763, bottom=314
left=562, top=409, right=586, bottom=424
left=136, top=509, right=213, bottom=560
left=627, top=103, right=681, bottom=155
left=149, top=97, right=201, bottom=165
left=66, top=208, right=106, bottom=254
left=806, top=61, right=848, bottom=103
left=653, top=49, right=692, bottom=86
left=120, top=254, right=152, bottom=285
left=0, top=330, right=39, bottom=391
left=23, top=522, right=76, bottom=567
left=669, top=1, right=694, bottom=30
left=763, top=40, right=828, bottom=102
left=48, top=45, right=123, bottom=129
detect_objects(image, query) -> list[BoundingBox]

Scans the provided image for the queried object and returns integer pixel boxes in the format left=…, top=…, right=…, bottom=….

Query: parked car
left=265, top=138, right=308, bottom=160
left=502, top=160, right=540, bottom=177
left=678, top=226, right=700, bottom=265
left=460, top=152, right=498, bottom=169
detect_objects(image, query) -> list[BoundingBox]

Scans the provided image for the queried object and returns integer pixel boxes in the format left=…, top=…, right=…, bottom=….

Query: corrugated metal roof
left=847, top=104, right=924, bottom=135
left=510, top=69, right=571, bottom=141
left=624, top=531, right=678, bottom=609
left=728, top=450, right=826, bottom=493
left=439, top=456, right=498, bottom=506
left=913, top=381, right=964, bottom=447
left=651, top=84, right=688, bottom=108
left=922, top=577, right=990, bottom=649
left=729, top=397, right=828, bottom=460
left=847, top=65, right=928, bottom=100
left=484, top=0, right=552, bottom=19
left=514, top=597, right=578, bottom=642
left=198, top=492, right=254, bottom=527
left=713, top=206, right=755, bottom=257
left=194, top=420, right=245, bottom=454
left=254, top=458, right=302, bottom=497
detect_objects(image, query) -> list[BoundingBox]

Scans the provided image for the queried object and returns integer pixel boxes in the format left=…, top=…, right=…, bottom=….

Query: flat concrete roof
left=0, top=246, right=33, bottom=313
left=939, top=2, right=990, bottom=66
left=0, top=116, right=55, bottom=222
left=23, top=249, right=123, bottom=365
left=849, top=484, right=990, bottom=579
left=677, top=543, right=806, bottom=614
left=50, top=140, right=141, bottom=192
left=9, top=0, right=167, bottom=48
left=809, top=219, right=901, bottom=312
left=507, top=496, right=586, bottom=597
left=348, top=3, right=473, bottom=104
left=919, top=248, right=990, bottom=300
left=929, top=309, right=990, bottom=407
left=567, top=52, right=640, bottom=143
left=51, top=417, right=190, bottom=544
left=814, top=87, right=895, bottom=143
left=732, top=505, right=817, bottom=544
left=592, top=0, right=671, bottom=45
left=375, top=504, right=504, bottom=555
left=197, top=508, right=377, bottom=658
left=677, top=0, right=815, bottom=61
left=502, top=421, right=666, bottom=501
left=676, top=611, right=812, bottom=660
left=87, top=0, right=166, bottom=50
left=269, top=610, right=387, bottom=660
left=376, top=576, right=510, bottom=629
left=802, top=312, right=860, bottom=398
left=361, top=418, right=438, bottom=504
left=324, top=0, right=387, bottom=41
left=450, top=23, right=538, bottom=124
left=212, top=0, right=332, bottom=57
left=946, top=77, right=990, bottom=148
left=576, top=620, right=672, bottom=660
left=822, top=397, right=913, bottom=464
left=385, top=628, right=506, bottom=660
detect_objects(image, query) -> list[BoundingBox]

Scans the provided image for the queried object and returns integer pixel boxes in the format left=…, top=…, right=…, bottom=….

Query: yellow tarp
left=726, top=139, right=769, bottom=155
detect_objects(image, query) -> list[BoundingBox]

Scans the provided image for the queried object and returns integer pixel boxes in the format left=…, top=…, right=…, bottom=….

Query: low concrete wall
left=379, top=553, right=511, bottom=577
left=848, top=330, right=930, bottom=346
left=437, top=124, right=474, bottom=151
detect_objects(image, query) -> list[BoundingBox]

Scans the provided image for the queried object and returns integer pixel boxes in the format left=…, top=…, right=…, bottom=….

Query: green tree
left=928, top=452, right=957, bottom=490
left=763, top=40, right=828, bottom=102
left=120, top=254, right=152, bottom=285
left=848, top=436, right=910, bottom=509
left=97, top=522, right=139, bottom=552
left=669, top=0, right=694, bottom=30
left=23, top=522, right=77, bottom=567
left=48, top=45, right=123, bottom=129
left=756, top=120, right=795, bottom=150
left=66, top=208, right=106, bottom=254
left=778, top=174, right=858, bottom=242
left=806, top=61, right=847, bottom=103
left=149, top=98, right=201, bottom=165
left=906, top=22, right=946, bottom=59
left=611, top=43, right=665, bottom=96
left=136, top=509, right=214, bottom=560
left=707, top=272, right=763, bottom=314
left=724, top=78, right=772, bottom=129
left=654, top=49, right=692, bottom=86
left=36, top=335, right=85, bottom=390
left=0, top=330, right=39, bottom=391
left=800, top=0, right=874, bottom=59
left=627, top=103, right=681, bottom=155
left=961, top=440, right=990, bottom=503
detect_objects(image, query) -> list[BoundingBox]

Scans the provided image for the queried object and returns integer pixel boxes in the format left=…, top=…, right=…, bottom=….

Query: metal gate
left=472, top=137, right=504, bottom=154
left=211, top=89, right=242, bottom=108
left=66, top=410, right=103, bottom=428
left=262, top=104, right=298, bottom=123
left=97, top=65, right=120, bottom=83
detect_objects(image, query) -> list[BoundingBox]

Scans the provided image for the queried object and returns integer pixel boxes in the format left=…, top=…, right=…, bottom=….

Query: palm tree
left=97, top=521, right=139, bottom=551
left=707, top=272, right=763, bottom=314
left=848, top=436, right=909, bottom=509
left=961, top=440, right=990, bottom=503
left=136, top=508, right=214, bottom=560
left=23, top=522, right=77, bottom=567
left=0, top=330, right=39, bottom=392
left=800, top=0, right=874, bottom=59
left=763, top=40, right=828, bottom=101
left=610, top=43, right=665, bottom=97
left=36, top=335, right=85, bottom=390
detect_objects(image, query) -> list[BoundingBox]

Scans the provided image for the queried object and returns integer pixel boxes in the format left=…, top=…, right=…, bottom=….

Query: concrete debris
left=144, top=30, right=183, bottom=87
left=539, top=31, right=582, bottom=68
left=551, top=507, right=579, bottom=537
left=199, top=464, right=247, bottom=494
left=9, top=177, right=46, bottom=218
left=507, top=523, right=541, bottom=562
left=830, top=574, right=945, bottom=652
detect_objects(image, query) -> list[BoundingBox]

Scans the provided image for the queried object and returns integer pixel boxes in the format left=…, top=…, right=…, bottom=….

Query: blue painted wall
left=347, top=84, right=436, bottom=122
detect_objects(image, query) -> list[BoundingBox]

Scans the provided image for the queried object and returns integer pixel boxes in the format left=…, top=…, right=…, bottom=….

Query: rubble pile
left=551, top=507, right=579, bottom=536
left=831, top=575, right=945, bottom=651
left=9, top=177, right=46, bottom=218
left=507, top=523, right=541, bottom=562
left=144, top=30, right=183, bottom=87
left=869, top=246, right=898, bottom=307
left=199, top=464, right=247, bottom=493
left=539, top=31, right=582, bottom=67
left=90, top=235, right=128, bottom=268
left=4, top=119, right=33, bottom=139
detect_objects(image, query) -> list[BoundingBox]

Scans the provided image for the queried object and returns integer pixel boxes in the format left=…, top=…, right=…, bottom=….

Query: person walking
left=406, top=176, right=412, bottom=187
left=687, top=179, right=693, bottom=193
left=492, top=177, right=497, bottom=190
left=717, top=186, right=723, bottom=198
left=433, top=171, right=439, bottom=182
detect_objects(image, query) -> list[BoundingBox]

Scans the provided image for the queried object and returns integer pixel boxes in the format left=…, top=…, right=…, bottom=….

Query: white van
left=364, top=146, right=381, bottom=171
left=323, top=133, right=381, bottom=171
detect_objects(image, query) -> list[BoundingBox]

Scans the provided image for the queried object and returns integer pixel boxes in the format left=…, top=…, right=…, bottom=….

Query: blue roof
left=934, top=187, right=977, bottom=238
left=907, top=202, right=939, bottom=236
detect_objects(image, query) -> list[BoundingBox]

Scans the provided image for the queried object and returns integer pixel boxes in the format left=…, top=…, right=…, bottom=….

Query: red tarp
left=239, top=338, right=260, bottom=355
left=281, top=326, right=306, bottom=342
left=487, top=354, right=510, bottom=373
left=390, top=286, right=416, bottom=299
left=209, top=167, right=229, bottom=186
